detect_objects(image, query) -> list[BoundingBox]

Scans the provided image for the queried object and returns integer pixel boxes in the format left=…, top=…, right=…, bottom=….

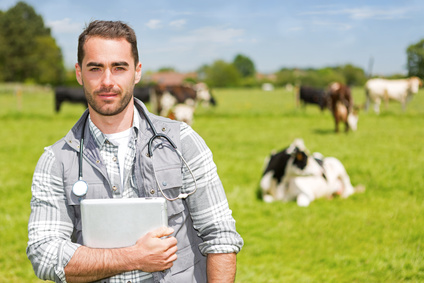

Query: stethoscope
left=72, top=101, right=198, bottom=201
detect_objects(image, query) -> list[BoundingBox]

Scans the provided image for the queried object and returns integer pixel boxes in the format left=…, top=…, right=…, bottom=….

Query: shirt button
left=150, top=189, right=155, bottom=194
left=96, top=160, right=100, bottom=164
left=162, top=127, right=166, bottom=132
left=112, top=186, right=118, bottom=191
left=162, top=181, right=167, bottom=186
left=112, top=156, right=117, bottom=162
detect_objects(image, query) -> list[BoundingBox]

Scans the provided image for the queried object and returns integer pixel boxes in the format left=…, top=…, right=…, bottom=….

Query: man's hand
left=131, top=226, right=178, bottom=272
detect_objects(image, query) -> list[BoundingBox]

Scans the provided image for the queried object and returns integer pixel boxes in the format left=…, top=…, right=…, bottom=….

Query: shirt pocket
left=65, top=183, right=109, bottom=231
left=154, top=166, right=186, bottom=225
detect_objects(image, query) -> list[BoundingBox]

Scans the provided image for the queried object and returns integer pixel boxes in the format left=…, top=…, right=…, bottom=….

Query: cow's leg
left=333, top=112, right=339, bottom=133
left=383, top=90, right=389, bottom=110
left=373, top=98, right=381, bottom=114
left=55, top=99, right=61, bottom=112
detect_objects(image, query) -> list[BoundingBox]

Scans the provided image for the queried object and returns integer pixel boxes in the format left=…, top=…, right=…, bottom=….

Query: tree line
left=0, top=1, right=64, bottom=85
left=1, top=2, right=424, bottom=88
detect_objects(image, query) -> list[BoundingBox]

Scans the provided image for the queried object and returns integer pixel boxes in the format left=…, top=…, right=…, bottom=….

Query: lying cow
left=260, top=138, right=364, bottom=207
left=54, top=86, right=152, bottom=112
left=364, top=77, right=422, bottom=114
left=328, top=82, right=358, bottom=132
left=297, top=86, right=330, bottom=111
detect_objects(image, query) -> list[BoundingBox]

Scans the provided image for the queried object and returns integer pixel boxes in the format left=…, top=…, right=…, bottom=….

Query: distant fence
left=0, top=83, right=52, bottom=95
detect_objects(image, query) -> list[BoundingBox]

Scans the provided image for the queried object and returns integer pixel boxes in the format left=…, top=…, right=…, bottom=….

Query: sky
left=2, top=0, right=424, bottom=76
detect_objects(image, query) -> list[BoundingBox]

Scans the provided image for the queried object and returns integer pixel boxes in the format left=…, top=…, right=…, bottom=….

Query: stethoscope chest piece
left=72, top=180, right=88, bottom=197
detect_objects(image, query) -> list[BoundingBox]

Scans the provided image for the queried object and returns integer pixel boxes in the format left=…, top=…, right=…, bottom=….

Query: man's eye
left=115, top=67, right=126, bottom=71
left=89, top=68, right=101, bottom=72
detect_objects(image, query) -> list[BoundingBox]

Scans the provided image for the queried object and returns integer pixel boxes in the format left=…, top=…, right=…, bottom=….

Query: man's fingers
left=149, top=226, right=174, bottom=238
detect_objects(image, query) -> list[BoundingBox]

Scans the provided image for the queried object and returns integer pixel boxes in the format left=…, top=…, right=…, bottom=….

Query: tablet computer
left=80, top=197, right=168, bottom=248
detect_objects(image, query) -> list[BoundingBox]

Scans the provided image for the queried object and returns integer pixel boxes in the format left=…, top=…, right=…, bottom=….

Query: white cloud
left=311, top=20, right=352, bottom=31
left=146, top=19, right=162, bottom=29
left=47, top=18, right=82, bottom=34
left=171, top=26, right=245, bottom=44
left=170, top=19, right=186, bottom=29
left=301, top=6, right=410, bottom=20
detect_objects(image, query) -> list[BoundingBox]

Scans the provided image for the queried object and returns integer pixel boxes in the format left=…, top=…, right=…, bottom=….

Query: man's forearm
left=207, top=253, right=237, bottom=283
left=64, top=227, right=177, bottom=283
left=64, top=245, right=138, bottom=283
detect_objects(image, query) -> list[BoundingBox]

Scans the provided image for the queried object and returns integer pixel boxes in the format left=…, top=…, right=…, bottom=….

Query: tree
left=233, top=54, right=255, bottom=78
left=199, top=60, right=241, bottom=88
left=407, top=39, right=424, bottom=78
left=334, top=64, right=367, bottom=86
left=31, top=36, right=65, bottom=85
left=0, top=2, right=65, bottom=84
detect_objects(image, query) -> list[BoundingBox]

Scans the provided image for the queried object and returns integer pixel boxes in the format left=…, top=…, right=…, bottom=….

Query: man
left=27, top=20, right=243, bottom=283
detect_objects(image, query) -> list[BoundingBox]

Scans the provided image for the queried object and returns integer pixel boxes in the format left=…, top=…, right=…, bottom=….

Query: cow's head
left=285, top=138, right=324, bottom=177
left=194, top=82, right=217, bottom=107
left=286, top=139, right=309, bottom=171
left=409, top=77, right=422, bottom=93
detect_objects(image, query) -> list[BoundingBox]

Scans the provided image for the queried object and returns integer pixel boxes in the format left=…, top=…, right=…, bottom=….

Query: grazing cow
left=297, top=86, right=330, bottom=111
left=151, top=83, right=216, bottom=119
left=260, top=138, right=364, bottom=207
left=328, top=82, right=358, bottom=133
left=167, top=103, right=196, bottom=125
left=54, top=86, right=152, bottom=112
left=54, top=87, right=87, bottom=112
left=364, top=77, right=422, bottom=114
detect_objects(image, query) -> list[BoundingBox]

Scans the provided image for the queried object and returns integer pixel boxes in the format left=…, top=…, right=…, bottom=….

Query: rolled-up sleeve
left=27, top=146, right=80, bottom=282
left=179, top=123, right=244, bottom=255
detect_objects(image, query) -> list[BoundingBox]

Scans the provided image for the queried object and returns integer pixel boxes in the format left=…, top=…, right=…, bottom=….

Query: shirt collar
left=89, top=106, right=140, bottom=147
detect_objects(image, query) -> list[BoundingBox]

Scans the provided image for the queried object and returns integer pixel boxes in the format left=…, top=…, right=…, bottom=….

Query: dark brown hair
left=77, top=20, right=139, bottom=67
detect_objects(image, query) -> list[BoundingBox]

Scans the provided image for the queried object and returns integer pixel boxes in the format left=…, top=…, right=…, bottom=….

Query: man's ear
left=135, top=62, right=142, bottom=84
left=75, top=63, right=83, bottom=86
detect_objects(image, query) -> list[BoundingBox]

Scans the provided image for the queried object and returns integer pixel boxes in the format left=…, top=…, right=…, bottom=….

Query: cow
left=150, top=83, right=216, bottom=119
left=364, top=77, right=422, bottom=114
left=167, top=103, right=196, bottom=126
left=328, top=82, right=358, bottom=133
left=54, top=87, right=87, bottom=112
left=297, top=86, right=330, bottom=111
left=259, top=138, right=364, bottom=207
left=54, top=86, right=152, bottom=112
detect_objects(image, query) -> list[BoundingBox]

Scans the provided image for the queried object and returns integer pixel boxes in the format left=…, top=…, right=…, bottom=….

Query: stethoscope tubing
left=72, top=101, right=197, bottom=201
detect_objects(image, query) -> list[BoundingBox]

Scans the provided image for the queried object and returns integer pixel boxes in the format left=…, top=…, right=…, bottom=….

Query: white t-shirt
left=104, top=128, right=132, bottom=187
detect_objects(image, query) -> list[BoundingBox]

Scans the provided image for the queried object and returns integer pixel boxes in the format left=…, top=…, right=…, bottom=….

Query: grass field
left=0, top=84, right=423, bottom=282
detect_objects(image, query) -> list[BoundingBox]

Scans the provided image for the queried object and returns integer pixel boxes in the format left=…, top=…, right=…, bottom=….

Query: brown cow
left=328, top=82, right=358, bottom=133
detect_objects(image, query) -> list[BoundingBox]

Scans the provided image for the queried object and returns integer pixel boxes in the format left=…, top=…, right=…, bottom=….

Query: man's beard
left=84, top=86, right=133, bottom=116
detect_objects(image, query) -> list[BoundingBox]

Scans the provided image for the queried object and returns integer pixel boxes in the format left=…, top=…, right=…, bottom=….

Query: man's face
left=75, top=37, right=142, bottom=116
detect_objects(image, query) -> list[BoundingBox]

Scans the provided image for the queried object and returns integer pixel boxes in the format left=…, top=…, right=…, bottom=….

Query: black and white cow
left=149, top=83, right=217, bottom=125
left=260, top=138, right=364, bottom=206
left=297, top=86, right=330, bottom=111
left=54, top=86, right=152, bottom=112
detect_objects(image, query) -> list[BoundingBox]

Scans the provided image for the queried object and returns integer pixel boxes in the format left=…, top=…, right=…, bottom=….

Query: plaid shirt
left=27, top=107, right=243, bottom=282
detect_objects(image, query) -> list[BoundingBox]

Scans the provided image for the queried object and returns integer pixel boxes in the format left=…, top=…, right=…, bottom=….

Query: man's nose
left=101, top=69, right=114, bottom=87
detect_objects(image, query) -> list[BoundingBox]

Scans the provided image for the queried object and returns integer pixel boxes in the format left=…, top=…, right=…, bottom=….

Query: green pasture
left=0, top=85, right=423, bottom=282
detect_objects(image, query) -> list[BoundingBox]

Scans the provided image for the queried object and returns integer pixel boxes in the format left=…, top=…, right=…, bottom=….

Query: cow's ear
left=75, top=63, right=83, bottom=85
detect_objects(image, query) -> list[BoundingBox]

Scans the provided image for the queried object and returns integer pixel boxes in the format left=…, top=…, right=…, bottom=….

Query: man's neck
left=89, top=102, right=134, bottom=134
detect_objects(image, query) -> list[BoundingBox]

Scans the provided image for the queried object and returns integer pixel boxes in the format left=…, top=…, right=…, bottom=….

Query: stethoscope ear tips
left=72, top=180, right=88, bottom=197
